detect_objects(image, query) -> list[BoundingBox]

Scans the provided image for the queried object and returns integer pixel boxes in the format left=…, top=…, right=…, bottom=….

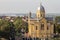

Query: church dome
left=37, top=4, right=45, bottom=12
left=40, top=4, right=45, bottom=12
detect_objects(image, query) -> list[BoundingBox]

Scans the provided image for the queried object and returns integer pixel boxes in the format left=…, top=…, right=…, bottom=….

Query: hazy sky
left=0, top=0, right=60, bottom=14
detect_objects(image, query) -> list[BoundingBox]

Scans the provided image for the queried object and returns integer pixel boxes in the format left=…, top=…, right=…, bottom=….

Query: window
left=47, top=26, right=49, bottom=30
left=36, top=26, right=38, bottom=30
left=47, top=23, right=50, bottom=30
left=41, top=14, right=42, bottom=17
left=41, top=23, right=44, bottom=30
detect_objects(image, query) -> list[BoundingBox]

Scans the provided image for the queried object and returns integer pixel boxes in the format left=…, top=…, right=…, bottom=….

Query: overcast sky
left=0, top=0, right=60, bottom=14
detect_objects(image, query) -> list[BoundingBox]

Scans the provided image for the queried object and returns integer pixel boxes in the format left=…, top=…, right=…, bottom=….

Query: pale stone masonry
left=27, top=4, right=54, bottom=40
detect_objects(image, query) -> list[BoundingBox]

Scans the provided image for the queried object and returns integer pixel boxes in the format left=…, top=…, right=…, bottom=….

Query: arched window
left=41, top=23, right=44, bottom=30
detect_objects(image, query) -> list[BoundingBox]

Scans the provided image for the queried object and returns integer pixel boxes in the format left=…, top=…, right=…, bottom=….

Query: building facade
left=28, top=4, right=54, bottom=40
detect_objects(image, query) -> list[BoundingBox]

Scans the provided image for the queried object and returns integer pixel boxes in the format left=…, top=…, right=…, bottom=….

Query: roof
left=29, top=17, right=42, bottom=21
left=46, top=17, right=53, bottom=21
left=37, top=4, right=45, bottom=12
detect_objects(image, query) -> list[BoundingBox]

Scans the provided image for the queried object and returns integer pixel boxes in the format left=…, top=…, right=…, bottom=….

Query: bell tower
left=36, top=4, right=45, bottom=19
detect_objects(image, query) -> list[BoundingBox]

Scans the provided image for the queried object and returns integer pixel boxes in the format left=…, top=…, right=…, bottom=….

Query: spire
left=40, top=0, right=42, bottom=5
left=29, top=12, right=31, bottom=18
left=28, top=11, right=31, bottom=18
left=28, top=12, right=30, bottom=25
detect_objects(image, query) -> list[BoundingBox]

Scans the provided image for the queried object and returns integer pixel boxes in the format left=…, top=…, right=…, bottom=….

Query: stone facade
left=28, top=4, right=54, bottom=39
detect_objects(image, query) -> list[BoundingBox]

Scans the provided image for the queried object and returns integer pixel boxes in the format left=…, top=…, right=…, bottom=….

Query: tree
left=3, top=21, right=15, bottom=40
left=13, top=17, right=28, bottom=35
left=13, top=17, right=22, bottom=32
left=55, top=16, right=60, bottom=33
left=0, top=19, right=15, bottom=40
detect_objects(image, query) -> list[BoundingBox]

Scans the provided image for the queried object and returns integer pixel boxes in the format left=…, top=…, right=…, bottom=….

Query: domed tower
left=36, top=4, right=45, bottom=19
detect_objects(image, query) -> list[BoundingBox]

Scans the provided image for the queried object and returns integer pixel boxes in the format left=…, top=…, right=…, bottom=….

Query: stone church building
left=27, top=4, right=54, bottom=40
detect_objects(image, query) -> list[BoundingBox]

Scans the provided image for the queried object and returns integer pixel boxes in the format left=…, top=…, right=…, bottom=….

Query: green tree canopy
left=13, top=17, right=28, bottom=34
left=55, top=16, right=60, bottom=33
left=0, top=19, right=15, bottom=40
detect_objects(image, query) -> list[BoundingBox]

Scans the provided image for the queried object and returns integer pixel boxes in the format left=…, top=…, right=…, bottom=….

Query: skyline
left=0, top=0, right=60, bottom=14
